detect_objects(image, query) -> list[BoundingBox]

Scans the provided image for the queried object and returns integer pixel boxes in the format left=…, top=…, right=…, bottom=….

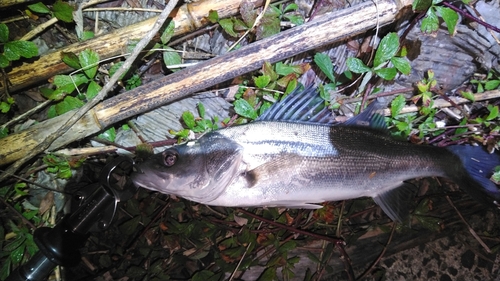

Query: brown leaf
left=39, top=191, right=54, bottom=215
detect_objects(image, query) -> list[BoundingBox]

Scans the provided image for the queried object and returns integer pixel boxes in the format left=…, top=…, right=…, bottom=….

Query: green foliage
left=0, top=97, right=15, bottom=114
left=45, top=49, right=102, bottom=117
left=28, top=1, right=74, bottom=23
left=42, top=154, right=84, bottom=179
left=347, top=32, right=410, bottom=82
left=470, top=70, right=500, bottom=93
left=230, top=61, right=309, bottom=123
left=98, top=127, right=117, bottom=142
left=170, top=103, right=219, bottom=142
left=0, top=23, right=38, bottom=69
left=346, top=32, right=410, bottom=95
left=209, top=3, right=304, bottom=42
left=413, top=0, right=459, bottom=35
left=154, top=21, right=182, bottom=71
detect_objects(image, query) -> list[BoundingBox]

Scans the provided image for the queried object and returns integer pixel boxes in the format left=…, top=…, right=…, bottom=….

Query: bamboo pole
left=0, top=0, right=412, bottom=166
left=0, top=0, right=265, bottom=93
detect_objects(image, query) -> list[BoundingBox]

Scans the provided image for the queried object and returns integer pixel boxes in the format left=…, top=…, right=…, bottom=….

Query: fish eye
left=163, top=150, right=178, bottom=167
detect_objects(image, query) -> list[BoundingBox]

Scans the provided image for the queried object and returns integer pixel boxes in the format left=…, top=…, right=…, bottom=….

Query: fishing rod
left=6, top=156, right=137, bottom=281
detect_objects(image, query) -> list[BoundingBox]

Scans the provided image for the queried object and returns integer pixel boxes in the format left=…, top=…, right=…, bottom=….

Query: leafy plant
left=42, top=154, right=84, bottom=179
left=43, top=49, right=101, bottom=117
left=412, top=0, right=459, bottom=35
left=0, top=24, right=38, bottom=69
left=170, top=102, right=219, bottom=142
left=26, top=0, right=74, bottom=23
left=208, top=2, right=304, bottom=42
left=346, top=32, right=411, bottom=94
left=470, top=70, right=500, bottom=93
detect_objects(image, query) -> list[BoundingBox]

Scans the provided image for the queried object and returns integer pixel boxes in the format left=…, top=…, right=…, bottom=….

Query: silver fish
left=131, top=87, right=500, bottom=221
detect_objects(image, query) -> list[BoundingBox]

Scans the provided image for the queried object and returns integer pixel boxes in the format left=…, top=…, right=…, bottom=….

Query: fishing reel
left=6, top=156, right=138, bottom=281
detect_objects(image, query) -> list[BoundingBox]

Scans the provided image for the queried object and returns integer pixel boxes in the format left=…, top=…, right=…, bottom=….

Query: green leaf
left=86, top=80, right=101, bottom=99
left=55, top=96, right=85, bottom=115
left=435, top=6, right=458, bottom=35
left=99, top=127, right=116, bottom=142
left=284, top=14, right=304, bottom=25
left=53, top=0, right=74, bottom=23
left=207, top=10, right=219, bottom=23
left=234, top=99, right=258, bottom=119
left=49, top=74, right=88, bottom=100
left=485, top=80, right=500, bottom=91
left=0, top=54, right=9, bottom=68
left=28, top=2, right=51, bottom=13
left=182, top=111, right=196, bottom=129
left=5, top=41, right=38, bottom=59
left=412, top=0, right=432, bottom=11
left=258, top=267, right=277, bottom=281
left=374, top=32, right=399, bottom=67
left=192, top=270, right=215, bottom=281
left=81, top=31, right=94, bottom=40
left=284, top=3, right=298, bottom=12
left=255, top=14, right=280, bottom=40
left=10, top=41, right=38, bottom=59
left=275, top=62, right=296, bottom=76
left=374, top=67, right=397, bottom=80
left=460, top=91, right=475, bottom=102
left=0, top=102, right=11, bottom=113
left=160, top=20, right=175, bottom=45
left=390, top=56, right=411, bottom=75
left=79, top=49, right=99, bottom=79
left=0, top=127, right=8, bottom=138
left=278, top=241, right=296, bottom=253
left=391, top=94, right=406, bottom=118
left=219, top=18, right=238, bottom=37
left=421, top=8, right=439, bottom=33
left=61, top=51, right=81, bottom=69
left=254, top=75, right=271, bottom=88
left=198, top=102, right=206, bottom=118
left=486, top=105, right=499, bottom=121
left=0, top=23, right=8, bottom=43
left=346, top=57, right=370, bottom=74
left=163, top=48, right=182, bottom=71
left=240, top=1, right=257, bottom=27
left=314, top=53, right=336, bottom=83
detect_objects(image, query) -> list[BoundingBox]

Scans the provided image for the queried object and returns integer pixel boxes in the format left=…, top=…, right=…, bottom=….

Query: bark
left=0, top=0, right=412, bottom=166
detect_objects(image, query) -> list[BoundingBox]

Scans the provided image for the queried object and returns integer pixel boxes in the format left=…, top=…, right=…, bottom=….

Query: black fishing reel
left=6, top=156, right=138, bottom=281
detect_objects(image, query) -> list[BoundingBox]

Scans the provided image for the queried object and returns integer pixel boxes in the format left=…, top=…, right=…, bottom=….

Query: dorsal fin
left=257, top=86, right=335, bottom=124
left=343, top=98, right=388, bottom=130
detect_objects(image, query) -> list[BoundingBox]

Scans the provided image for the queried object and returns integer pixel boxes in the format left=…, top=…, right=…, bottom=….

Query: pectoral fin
left=244, top=155, right=303, bottom=188
left=372, top=182, right=417, bottom=222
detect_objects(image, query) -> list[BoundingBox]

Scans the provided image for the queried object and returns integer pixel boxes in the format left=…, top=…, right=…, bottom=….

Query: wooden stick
left=0, top=0, right=411, bottom=166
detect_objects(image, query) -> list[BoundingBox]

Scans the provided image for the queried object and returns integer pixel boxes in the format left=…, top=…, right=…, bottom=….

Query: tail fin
left=446, top=145, right=500, bottom=207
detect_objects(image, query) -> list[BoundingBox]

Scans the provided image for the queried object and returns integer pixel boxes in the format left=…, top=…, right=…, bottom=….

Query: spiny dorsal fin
left=257, top=86, right=335, bottom=124
left=343, top=99, right=388, bottom=130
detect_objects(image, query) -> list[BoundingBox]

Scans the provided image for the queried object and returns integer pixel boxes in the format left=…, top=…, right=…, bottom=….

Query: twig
left=0, top=100, right=51, bottom=131
left=0, top=0, right=180, bottom=182
left=445, top=195, right=491, bottom=253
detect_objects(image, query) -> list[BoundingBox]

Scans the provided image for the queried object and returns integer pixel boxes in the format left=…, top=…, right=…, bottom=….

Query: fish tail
left=446, top=145, right=500, bottom=207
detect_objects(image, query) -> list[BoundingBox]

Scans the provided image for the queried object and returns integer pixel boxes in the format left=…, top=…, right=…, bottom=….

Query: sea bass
left=131, top=86, right=500, bottom=221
